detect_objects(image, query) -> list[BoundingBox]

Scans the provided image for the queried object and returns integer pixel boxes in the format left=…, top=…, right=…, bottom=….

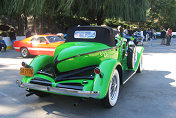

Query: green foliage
left=0, top=0, right=150, bottom=34
left=0, top=0, right=150, bottom=21
left=55, top=0, right=150, bottom=23
left=148, top=0, right=176, bottom=31
left=0, top=0, right=46, bottom=16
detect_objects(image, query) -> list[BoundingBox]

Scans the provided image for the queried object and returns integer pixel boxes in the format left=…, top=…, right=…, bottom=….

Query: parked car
left=155, top=32, right=161, bottom=38
left=13, top=34, right=65, bottom=57
left=132, top=32, right=143, bottom=44
left=17, top=26, right=144, bottom=108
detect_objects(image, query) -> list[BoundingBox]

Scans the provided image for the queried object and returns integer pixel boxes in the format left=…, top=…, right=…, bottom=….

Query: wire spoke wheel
left=102, top=69, right=120, bottom=108
left=110, top=76, right=118, bottom=100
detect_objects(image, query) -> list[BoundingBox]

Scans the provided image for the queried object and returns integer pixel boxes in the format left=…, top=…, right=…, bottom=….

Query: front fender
left=134, top=46, right=144, bottom=71
left=29, top=55, right=54, bottom=75
left=93, top=59, right=121, bottom=99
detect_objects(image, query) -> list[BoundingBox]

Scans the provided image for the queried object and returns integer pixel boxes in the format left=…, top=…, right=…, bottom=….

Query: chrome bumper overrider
left=16, top=80, right=99, bottom=98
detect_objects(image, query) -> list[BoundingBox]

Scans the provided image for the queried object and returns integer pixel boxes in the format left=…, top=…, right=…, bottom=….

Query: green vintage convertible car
left=17, top=26, right=143, bottom=108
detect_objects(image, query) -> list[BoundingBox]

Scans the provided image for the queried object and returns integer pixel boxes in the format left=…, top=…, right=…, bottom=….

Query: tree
left=148, top=0, right=176, bottom=30
left=57, top=0, right=150, bottom=25
left=0, top=0, right=150, bottom=34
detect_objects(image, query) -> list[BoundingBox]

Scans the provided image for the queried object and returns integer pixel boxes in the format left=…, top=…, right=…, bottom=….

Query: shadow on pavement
left=38, top=70, right=175, bottom=118
left=0, top=69, right=176, bottom=118
left=0, top=49, right=35, bottom=59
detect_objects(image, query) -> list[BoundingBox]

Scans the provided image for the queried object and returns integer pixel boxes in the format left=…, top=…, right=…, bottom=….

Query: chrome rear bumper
left=16, top=80, right=99, bottom=98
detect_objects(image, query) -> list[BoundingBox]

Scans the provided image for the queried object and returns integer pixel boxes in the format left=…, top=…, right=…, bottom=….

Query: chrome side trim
left=28, top=48, right=55, bottom=51
left=14, top=47, right=20, bottom=49
left=16, top=80, right=99, bottom=98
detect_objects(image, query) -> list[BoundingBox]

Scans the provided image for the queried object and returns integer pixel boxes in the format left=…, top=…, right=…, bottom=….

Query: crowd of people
left=117, top=26, right=156, bottom=46
left=116, top=25, right=174, bottom=46
left=161, top=28, right=172, bottom=46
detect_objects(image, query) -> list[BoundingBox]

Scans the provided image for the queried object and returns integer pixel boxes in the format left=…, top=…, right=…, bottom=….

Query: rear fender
left=93, top=59, right=121, bottom=99
left=29, top=55, right=54, bottom=75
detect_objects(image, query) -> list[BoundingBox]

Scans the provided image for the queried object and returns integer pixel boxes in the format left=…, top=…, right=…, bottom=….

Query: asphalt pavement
left=0, top=38, right=176, bottom=118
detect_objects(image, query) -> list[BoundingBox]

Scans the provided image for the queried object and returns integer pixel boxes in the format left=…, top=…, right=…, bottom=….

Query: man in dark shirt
left=9, top=29, right=16, bottom=46
left=143, top=29, right=146, bottom=41
left=161, top=29, right=166, bottom=45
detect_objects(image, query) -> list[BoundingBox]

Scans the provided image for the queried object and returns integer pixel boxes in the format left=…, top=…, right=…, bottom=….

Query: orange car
left=13, top=34, right=65, bottom=57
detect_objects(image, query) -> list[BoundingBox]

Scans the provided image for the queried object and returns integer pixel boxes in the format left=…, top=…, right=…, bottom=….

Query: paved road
left=0, top=39, right=176, bottom=118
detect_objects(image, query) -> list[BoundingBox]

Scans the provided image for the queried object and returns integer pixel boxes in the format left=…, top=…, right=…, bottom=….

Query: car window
left=31, top=38, right=40, bottom=43
left=46, top=36, right=64, bottom=43
left=31, top=37, right=46, bottom=44
left=38, top=37, right=46, bottom=43
left=74, top=31, right=96, bottom=39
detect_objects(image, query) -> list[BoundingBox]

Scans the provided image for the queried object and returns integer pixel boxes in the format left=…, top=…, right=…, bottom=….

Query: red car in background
left=13, top=34, right=65, bottom=58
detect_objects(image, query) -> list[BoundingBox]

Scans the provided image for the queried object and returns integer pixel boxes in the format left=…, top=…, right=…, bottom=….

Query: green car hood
left=54, top=42, right=110, bottom=61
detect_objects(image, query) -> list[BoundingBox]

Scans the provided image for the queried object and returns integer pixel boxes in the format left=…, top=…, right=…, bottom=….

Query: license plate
left=20, top=67, right=34, bottom=77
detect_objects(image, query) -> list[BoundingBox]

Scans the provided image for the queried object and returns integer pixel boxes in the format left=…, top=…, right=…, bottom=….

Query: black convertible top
left=66, top=26, right=117, bottom=47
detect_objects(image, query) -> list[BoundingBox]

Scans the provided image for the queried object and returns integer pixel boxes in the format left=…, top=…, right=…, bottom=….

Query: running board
left=122, top=70, right=136, bottom=84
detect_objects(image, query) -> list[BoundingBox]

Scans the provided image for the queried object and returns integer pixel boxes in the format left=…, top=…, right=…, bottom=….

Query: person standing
left=161, top=29, right=166, bottom=45
left=146, top=29, right=150, bottom=41
left=151, top=29, right=155, bottom=39
left=166, top=28, right=170, bottom=46
left=140, top=29, right=144, bottom=45
left=117, top=26, right=123, bottom=37
left=148, top=29, right=151, bottom=40
left=9, top=29, right=16, bottom=46
left=149, top=29, right=153, bottom=46
left=168, top=28, right=172, bottom=44
left=143, top=29, right=147, bottom=41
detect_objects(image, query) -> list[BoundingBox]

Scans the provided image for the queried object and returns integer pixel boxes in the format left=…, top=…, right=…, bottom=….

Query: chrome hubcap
left=22, top=48, right=27, bottom=57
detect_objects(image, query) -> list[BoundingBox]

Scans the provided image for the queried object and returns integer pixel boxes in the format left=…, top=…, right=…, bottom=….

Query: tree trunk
left=96, top=7, right=105, bottom=25
left=34, top=16, right=37, bottom=34
left=24, top=15, right=28, bottom=31
left=39, top=15, right=43, bottom=34
left=16, top=14, right=24, bottom=35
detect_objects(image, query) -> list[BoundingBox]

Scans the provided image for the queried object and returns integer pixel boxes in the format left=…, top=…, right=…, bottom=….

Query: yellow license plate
left=20, top=67, right=34, bottom=77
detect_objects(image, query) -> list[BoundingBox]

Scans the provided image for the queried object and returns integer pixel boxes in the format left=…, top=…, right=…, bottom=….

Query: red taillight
left=94, top=67, right=101, bottom=74
left=22, top=62, right=26, bottom=67
left=22, top=62, right=31, bottom=68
